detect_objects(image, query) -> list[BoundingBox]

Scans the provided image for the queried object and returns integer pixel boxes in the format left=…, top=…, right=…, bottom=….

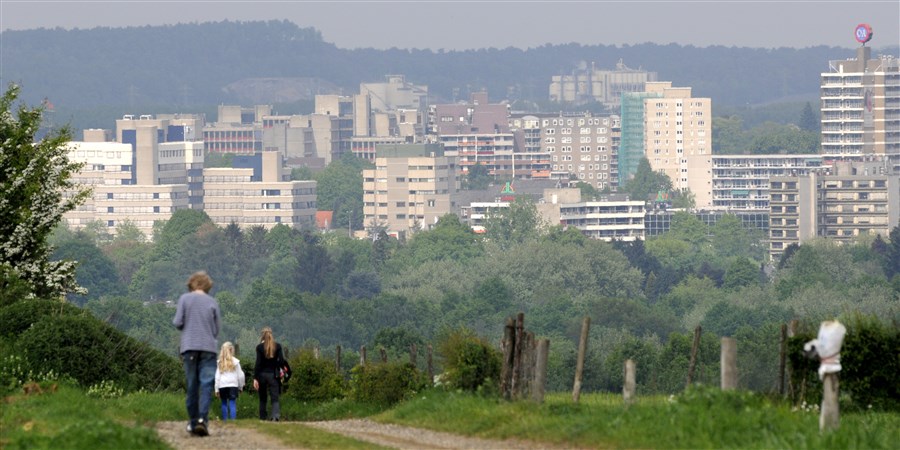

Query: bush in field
left=436, top=328, right=501, bottom=392
left=840, top=314, right=900, bottom=410
left=349, top=361, right=428, bottom=405
left=14, top=306, right=182, bottom=392
left=788, top=315, right=899, bottom=411
left=285, top=348, right=345, bottom=401
left=0, top=298, right=85, bottom=338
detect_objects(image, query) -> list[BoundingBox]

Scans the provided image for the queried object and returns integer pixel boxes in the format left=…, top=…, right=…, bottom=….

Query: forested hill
left=3, top=20, right=897, bottom=125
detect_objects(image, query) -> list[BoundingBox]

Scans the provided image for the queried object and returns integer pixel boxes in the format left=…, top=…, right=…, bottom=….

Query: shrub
left=285, top=348, right=345, bottom=402
left=436, top=328, right=501, bottom=392
left=18, top=314, right=183, bottom=392
left=349, top=361, right=428, bottom=405
left=788, top=316, right=900, bottom=411
left=840, top=315, right=900, bottom=410
left=0, top=298, right=85, bottom=338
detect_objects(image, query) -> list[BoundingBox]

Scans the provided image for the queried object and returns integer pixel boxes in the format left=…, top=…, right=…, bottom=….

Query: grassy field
left=377, top=387, right=900, bottom=449
left=2, top=381, right=899, bottom=449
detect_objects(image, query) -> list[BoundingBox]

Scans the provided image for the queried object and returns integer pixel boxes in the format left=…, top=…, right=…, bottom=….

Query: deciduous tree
left=0, top=84, right=90, bottom=299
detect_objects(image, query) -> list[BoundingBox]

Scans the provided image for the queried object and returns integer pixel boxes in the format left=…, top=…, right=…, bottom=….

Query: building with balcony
left=820, top=46, right=900, bottom=168
left=769, top=160, right=899, bottom=260
left=711, top=154, right=825, bottom=212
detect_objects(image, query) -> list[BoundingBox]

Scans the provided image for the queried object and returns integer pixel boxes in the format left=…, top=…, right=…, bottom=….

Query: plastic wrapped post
left=803, top=320, right=846, bottom=380
left=803, top=320, right=846, bottom=431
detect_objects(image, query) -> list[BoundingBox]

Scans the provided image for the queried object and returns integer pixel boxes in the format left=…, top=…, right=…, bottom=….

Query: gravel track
left=157, top=418, right=577, bottom=450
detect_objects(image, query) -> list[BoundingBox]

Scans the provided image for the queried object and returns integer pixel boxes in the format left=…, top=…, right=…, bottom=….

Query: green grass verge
left=376, top=386, right=900, bottom=449
left=1, top=382, right=170, bottom=450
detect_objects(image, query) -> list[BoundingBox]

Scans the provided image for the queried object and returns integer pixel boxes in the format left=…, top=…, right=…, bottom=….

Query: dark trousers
left=257, top=371, right=280, bottom=420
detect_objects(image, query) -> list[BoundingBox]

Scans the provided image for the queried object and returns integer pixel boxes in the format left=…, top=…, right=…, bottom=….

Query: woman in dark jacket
left=252, top=326, right=284, bottom=421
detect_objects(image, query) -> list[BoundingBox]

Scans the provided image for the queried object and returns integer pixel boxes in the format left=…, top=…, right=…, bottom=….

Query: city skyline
left=2, top=1, right=898, bottom=51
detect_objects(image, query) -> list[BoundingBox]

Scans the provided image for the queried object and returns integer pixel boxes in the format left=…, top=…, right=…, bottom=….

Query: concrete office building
left=769, top=160, right=899, bottom=260
left=362, top=143, right=458, bottom=237
left=360, top=75, right=428, bottom=112
left=821, top=46, right=900, bottom=168
left=64, top=137, right=200, bottom=238
left=549, top=60, right=657, bottom=109
left=203, top=105, right=271, bottom=154
left=203, top=152, right=317, bottom=229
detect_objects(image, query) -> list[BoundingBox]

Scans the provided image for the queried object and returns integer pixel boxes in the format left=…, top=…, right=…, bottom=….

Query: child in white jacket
left=214, top=342, right=245, bottom=421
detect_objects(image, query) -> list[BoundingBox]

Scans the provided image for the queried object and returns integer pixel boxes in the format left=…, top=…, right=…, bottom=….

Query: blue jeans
left=182, top=350, right=217, bottom=427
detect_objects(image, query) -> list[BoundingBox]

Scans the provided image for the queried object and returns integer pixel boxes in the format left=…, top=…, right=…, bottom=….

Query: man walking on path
left=173, top=271, right=221, bottom=437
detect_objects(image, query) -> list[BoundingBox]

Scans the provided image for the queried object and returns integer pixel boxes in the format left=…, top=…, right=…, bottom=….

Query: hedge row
left=0, top=298, right=183, bottom=392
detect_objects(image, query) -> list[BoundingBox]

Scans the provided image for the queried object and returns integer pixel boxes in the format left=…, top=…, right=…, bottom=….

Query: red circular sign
left=855, top=24, right=873, bottom=44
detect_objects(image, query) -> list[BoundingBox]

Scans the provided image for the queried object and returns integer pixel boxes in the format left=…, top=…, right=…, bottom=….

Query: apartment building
left=820, top=46, right=900, bottom=167
left=203, top=152, right=317, bottom=230
left=433, top=93, right=550, bottom=181
left=362, top=143, right=458, bottom=237
left=711, top=154, right=825, bottom=212
left=539, top=114, right=619, bottom=190
left=641, top=82, right=713, bottom=207
left=769, top=160, right=900, bottom=260
left=460, top=186, right=644, bottom=241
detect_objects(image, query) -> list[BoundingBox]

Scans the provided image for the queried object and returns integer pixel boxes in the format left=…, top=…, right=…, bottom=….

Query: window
left=106, top=193, right=114, bottom=199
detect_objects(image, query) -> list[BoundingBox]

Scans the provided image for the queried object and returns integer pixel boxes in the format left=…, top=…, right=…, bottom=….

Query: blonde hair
left=187, top=271, right=213, bottom=293
left=260, top=327, right=276, bottom=359
left=218, top=342, right=236, bottom=372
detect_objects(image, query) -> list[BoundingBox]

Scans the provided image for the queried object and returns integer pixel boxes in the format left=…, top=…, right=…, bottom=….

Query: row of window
left=542, top=118, right=610, bottom=127
left=102, top=191, right=183, bottom=200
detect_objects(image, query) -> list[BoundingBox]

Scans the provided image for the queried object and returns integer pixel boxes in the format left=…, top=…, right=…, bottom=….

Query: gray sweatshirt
left=172, top=290, right=221, bottom=354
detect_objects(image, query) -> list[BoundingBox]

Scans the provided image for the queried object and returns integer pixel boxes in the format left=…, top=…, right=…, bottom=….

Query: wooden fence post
left=778, top=323, right=787, bottom=396
left=234, top=343, right=240, bottom=356
left=379, top=347, right=387, bottom=363
left=501, top=316, right=515, bottom=399
left=313, top=346, right=319, bottom=359
left=283, top=346, right=290, bottom=359
left=787, top=320, right=799, bottom=400
left=572, top=316, right=590, bottom=403
left=531, top=339, right=549, bottom=403
left=686, top=325, right=702, bottom=387
left=821, top=373, right=840, bottom=431
left=426, top=344, right=434, bottom=387
left=360, top=345, right=367, bottom=367
left=511, top=312, right=525, bottom=399
left=335, top=345, right=342, bottom=373
left=721, top=337, right=737, bottom=390
left=623, top=359, right=636, bottom=406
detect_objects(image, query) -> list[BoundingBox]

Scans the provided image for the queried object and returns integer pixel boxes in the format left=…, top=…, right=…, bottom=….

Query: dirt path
left=304, top=418, right=569, bottom=449
left=157, top=418, right=575, bottom=450
left=155, top=421, right=294, bottom=450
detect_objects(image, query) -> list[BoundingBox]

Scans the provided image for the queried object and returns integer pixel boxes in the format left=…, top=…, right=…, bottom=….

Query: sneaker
left=192, top=419, right=209, bottom=437
left=186, top=423, right=193, bottom=434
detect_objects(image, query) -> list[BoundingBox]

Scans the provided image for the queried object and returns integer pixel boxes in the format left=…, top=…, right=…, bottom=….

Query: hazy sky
left=2, top=1, right=898, bottom=50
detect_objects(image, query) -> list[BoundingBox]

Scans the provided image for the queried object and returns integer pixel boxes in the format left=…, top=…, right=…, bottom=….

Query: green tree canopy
left=622, top=157, right=673, bottom=203
left=0, top=84, right=91, bottom=299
